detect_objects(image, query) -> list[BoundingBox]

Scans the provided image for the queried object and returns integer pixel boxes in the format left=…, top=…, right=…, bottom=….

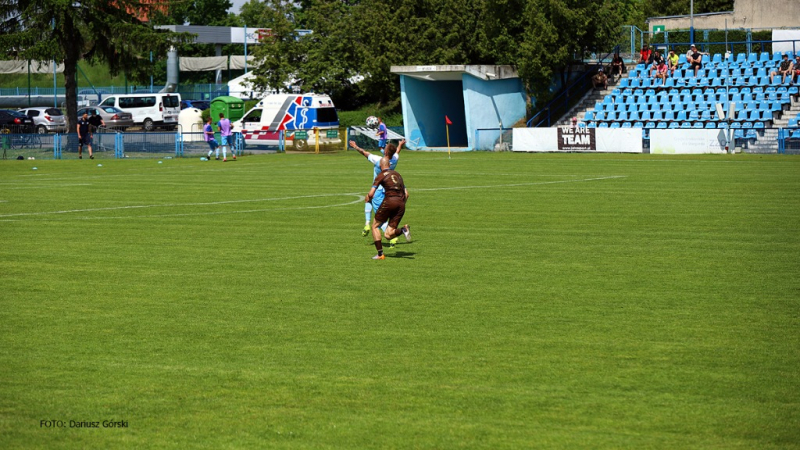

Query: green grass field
left=1, top=152, right=799, bottom=449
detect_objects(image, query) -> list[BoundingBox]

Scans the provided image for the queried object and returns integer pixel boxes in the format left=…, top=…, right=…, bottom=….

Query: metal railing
left=527, top=46, right=620, bottom=128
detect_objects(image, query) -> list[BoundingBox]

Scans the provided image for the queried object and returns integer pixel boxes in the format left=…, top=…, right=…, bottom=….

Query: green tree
left=516, top=0, right=630, bottom=104
left=248, top=0, right=304, bottom=94
left=0, top=0, right=190, bottom=130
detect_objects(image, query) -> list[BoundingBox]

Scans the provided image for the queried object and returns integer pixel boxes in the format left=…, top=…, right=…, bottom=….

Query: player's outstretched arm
left=396, top=139, right=405, bottom=154
left=349, top=140, right=370, bottom=158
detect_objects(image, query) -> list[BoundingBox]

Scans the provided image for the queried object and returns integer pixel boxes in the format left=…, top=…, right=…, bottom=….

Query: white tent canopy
left=179, top=55, right=255, bottom=72
left=0, top=60, right=64, bottom=74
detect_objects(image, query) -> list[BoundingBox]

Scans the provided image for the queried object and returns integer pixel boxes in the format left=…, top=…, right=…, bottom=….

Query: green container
left=210, top=96, right=246, bottom=127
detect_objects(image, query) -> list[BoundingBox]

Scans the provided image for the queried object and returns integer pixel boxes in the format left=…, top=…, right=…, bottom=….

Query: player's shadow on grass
left=387, top=251, right=415, bottom=259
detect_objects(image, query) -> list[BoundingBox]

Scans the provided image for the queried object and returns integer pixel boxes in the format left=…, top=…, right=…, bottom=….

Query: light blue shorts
left=221, top=135, right=231, bottom=146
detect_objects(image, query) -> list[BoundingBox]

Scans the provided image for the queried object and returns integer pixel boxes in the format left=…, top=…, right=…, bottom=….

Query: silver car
left=77, top=106, right=134, bottom=130
left=18, top=107, right=67, bottom=134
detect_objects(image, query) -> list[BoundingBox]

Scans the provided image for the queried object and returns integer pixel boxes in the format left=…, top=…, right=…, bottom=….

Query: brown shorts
left=374, top=196, right=405, bottom=229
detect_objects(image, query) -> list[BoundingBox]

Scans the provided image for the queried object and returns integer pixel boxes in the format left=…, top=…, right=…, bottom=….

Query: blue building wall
left=400, top=71, right=526, bottom=151
left=462, top=76, right=526, bottom=150
left=400, top=76, right=466, bottom=149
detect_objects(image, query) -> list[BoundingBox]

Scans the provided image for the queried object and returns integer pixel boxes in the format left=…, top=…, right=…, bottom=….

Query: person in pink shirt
left=217, top=112, right=236, bottom=162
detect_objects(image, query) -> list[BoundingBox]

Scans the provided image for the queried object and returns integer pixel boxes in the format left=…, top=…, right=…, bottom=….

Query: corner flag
left=445, top=115, right=452, bottom=125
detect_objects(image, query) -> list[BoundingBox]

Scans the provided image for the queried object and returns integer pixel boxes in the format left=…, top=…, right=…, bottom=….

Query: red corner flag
left=445, top=115, right=452, bottom=125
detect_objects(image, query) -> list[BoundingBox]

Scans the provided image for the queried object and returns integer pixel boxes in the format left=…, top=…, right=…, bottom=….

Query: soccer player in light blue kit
left=349, top=139, right=405, bottom=248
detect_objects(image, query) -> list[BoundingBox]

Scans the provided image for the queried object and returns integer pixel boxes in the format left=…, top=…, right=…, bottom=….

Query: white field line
left=0, top=175, right=626, bottom=221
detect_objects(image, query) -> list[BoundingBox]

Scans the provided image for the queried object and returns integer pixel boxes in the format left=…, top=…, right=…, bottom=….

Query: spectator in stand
left=648, top=50, right=664, bottom=77
left=639, top=45, right=651, bottom=64
left=793, top=55, right=800, bottom=84
left=592, top=68, right=608, bottom=90
left=610, top=53, right=625, bottom=80
left=770, top=54, right=794, bottom=84
left=686, top=44, right=706, bottom=77
left=653, top=59, right=668, bottom=83
left=667, top=50, right=680, bottom=76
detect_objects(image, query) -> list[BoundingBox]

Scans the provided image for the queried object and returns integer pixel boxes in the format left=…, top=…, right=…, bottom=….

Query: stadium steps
left=554, top=66, right=634, bottom=127
left=772, top=96, right=800, bottom=128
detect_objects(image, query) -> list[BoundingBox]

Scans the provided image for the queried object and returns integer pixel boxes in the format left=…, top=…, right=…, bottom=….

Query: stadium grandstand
left=573, top=50, right=800, bottom=151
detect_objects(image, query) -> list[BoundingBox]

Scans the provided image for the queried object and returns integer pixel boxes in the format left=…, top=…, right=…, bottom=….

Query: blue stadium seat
left=587, top=122, right=596, bottom=128
left=615, top=103, right=626, bottom=112
left=619, top=78, right=630, bottom=88
left=595, top=111, right=606, bottom=121
left=759, top=52, right=770, bottom=62
left=629, top=111, right=641, bottom=121
left=610, top=122, right=621, bottom=129
left=712, top=54, right=722, bottom=64
left=731, top=122, right=742, bottom=128
left=606, top=111, right=618, bottom=121
left=584, top=111, right=595, bottom=121
left=663, top=111, right=675, bottom=121
left=633, top=122, right=644, bottom=128
left=657, top=122, right=668, bottom=129
left=669, top=122, right=680, bottom=129
left=652, top=111, right=664, bottom=121
left=681, top=122, right=692, bottom=128
left=792, top=130, right=800, bottom=139
left=788, top=118, right=799, bottom=127
left=718, top=122, right=729, bottom=129
left=742, top=121, right=753, bottom=128
left=664, top=78, right=676, bottom=88
left=618, top=112, right=629, bottom=121
left=598, top=122, right=609, bottom=128
left=645, top=122, right=656, bottom=129
left=710, top=78, right=723, bottom=88
left=705, top=122, right=716, bottom=129
left=692, top=122, right=703, bottom=128
left=754, top=121, right=765, bottom=129
left=679, top=54, right=687, bottom=65
left=676, top=110, right=688, bottom=121
left=736, top=53, right=746, bottom=64
left=772, top=52, right=783, bottom=61
left=747, top=53, right=757, bottom=63
left=689, top=110, right=700, bottom=121
left=640, top=111, right=652, bottom=121
left=621, top=122, right=631, bottom=128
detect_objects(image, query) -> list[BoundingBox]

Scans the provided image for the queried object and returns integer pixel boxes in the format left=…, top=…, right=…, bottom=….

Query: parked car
left=77, top=106, right=134, bottom=130
left=18, top=107, right=67, bottom=134
left=0, top=109, right=35, bottom=134
left=181, top=99, right=210, bottom=111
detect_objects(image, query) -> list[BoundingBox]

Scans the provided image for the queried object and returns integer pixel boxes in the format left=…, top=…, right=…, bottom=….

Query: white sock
left=222, top=146, right=227, bottom=159
left=215, top=148, right=220, bottom=158
left=364, top=203, right=372, bottom=225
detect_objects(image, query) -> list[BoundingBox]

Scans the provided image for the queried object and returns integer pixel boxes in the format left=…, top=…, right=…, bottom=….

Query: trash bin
left=210, top=96, right=245, bottom=125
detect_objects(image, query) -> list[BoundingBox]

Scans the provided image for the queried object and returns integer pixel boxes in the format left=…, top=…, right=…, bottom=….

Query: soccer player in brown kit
left=366, top=157, right=411, bottom=260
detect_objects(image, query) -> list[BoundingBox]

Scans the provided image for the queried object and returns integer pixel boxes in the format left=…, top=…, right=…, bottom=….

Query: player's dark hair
left=384, top=143, right=397, bottom=158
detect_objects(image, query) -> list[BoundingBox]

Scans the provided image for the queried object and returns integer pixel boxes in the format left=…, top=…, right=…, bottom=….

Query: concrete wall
left=400, top=76, right=466, bottom=149
left=462, top=75, right=526, bottom=150
left=649, top=0, right=800, bottom=31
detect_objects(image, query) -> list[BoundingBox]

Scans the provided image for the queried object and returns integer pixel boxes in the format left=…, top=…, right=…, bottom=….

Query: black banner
left=557, top=126, right=596, bottom=151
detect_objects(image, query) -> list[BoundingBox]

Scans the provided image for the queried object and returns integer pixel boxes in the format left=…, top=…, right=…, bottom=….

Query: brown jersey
left=373, top=169, right=405, bottom=198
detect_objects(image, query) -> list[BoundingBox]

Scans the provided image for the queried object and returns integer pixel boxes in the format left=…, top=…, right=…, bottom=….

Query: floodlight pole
left=690, top=0, right=695, bottom=45
left=725, top=19, right=732, bottom=153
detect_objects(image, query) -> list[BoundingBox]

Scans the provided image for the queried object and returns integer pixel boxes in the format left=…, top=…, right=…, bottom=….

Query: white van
left=232, top=93, right=340, bottom=150
left=99, top=93, right=181, bottom=131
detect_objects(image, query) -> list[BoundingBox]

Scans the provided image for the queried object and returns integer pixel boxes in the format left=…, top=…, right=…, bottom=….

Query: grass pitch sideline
left=1, top=152, right=798, bottom=449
